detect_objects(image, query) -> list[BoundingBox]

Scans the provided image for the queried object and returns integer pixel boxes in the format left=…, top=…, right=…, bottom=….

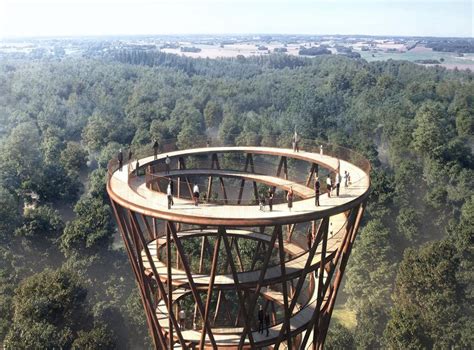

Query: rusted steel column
left=306, top=163, right=318, bottom=187
left=166, top=223, right=174, bottom=349
left=299, top=219, right=330, bottom=349
left=199, top=229, right=222, bottom=349
left=110, top=202, right=166, bottom=349
left=237, top=154, right=252, bottom=204
left=221, top=232, right=256, bottom=348
left=167, top=221, right=217, bottom=348
left=238, top=225, right=281, bottom=349
left=274, top=218, right=328, bottom=350
left=130, top=213, right=187, bottom=348
left=278, top=227, right=291, bottom=349
left=318, top=202, right=366, bottom=348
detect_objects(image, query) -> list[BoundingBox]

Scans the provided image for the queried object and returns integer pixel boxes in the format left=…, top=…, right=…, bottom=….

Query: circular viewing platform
left=107, top=144, right=370, bottom=226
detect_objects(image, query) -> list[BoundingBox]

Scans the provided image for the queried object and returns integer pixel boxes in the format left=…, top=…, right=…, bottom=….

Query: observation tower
left=107, top=138, right=370, bottom=349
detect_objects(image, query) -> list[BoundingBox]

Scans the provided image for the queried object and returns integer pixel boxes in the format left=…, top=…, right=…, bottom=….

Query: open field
left=161, top=41, right=474, bottom=70
left=2, top=35, right=472, bottom=70
left=359, top=49, right=474, bottom=70
left=161, top=41, right=304, bottom=58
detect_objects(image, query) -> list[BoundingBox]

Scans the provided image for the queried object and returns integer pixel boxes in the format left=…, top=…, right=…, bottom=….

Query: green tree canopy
left=61, top=197, right=114, bottom=256
left=15, top=205, right=64, bottom=240
left=411, top=102, right=448, bottom=158
left=0, top=187, right=20, bottom=242
left=384, top=240, right=471, bottom=349
left=60, top=141, right=88, bottom=172
left=4, top=268, right=88, bottom=349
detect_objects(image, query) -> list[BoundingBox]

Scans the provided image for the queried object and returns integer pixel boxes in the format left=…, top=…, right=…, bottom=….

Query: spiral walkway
left=107, top=144, right=370, bottom=349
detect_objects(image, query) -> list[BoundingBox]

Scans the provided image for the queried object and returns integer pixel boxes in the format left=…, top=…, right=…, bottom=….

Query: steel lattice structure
left=107, top=141, right=370, bottom=349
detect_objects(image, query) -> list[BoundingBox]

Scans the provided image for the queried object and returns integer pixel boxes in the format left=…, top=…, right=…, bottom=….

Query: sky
left=0, top=0, right=472, bottom=39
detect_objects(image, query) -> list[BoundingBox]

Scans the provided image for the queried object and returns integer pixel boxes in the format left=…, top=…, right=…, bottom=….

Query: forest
left=0, top=50, right=472, bottom=349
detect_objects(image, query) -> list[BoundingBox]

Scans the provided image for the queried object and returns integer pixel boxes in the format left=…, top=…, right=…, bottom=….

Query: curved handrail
left=107, top=135, right=371, bottom=181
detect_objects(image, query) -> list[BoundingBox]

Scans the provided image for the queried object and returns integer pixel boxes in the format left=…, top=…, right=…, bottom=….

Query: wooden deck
left=108, top=146, right=370, bottom=226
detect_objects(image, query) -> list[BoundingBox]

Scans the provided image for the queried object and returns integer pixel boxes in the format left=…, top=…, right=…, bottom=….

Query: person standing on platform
left=118, top=148, right=123, bottom=170
left=314, top=176, right=320, bottom=206
left=267, top=189, right=274, bottom=212
left=170, top=178, right=174, bottom=197
left=135, top=160, right=140, bottom=176
left=287, top=187, right=294, bottom=211
left=179, top=308, right=186, bottom=330
left=165, top=155, right=171, bottom=174
left=344, top=170, right=349, bottom=188
left=258, top=306, right=264, bottom=334
left=326, top=175, right=332, bottom=198
left=320, top=144, right=324, bottom=155
left=152, top=139, right=159, bottom=160
left=264, top=311, right=270, bottom=337
left=293, top=129, right=300, bottom=152
left=335, top=172, right=341, bottom=197
left=167, top=180, right=174, bottom=209
left=128, top=147, right=133, bottom=162
left=193, top=183, right=200, bottom=206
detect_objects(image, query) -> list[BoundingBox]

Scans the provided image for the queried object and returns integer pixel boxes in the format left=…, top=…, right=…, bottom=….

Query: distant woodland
left=0, top=50, right=472, bottom=349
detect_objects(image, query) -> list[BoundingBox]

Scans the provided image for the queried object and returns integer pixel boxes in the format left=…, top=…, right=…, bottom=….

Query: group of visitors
left=257, top=305, right=271, bottom=337
left=313, top=170, right=350, bottom=205
left=118, top=146, right=138, bottom=175
left=117, top=139, right=168, bottom=172
left=166, top=181, right=200, bottom=209
left=117, top=148, right=133, bottom=170
left=259, top=186, right=296, bottom=212
left=259, top=189, right=274, bottom=212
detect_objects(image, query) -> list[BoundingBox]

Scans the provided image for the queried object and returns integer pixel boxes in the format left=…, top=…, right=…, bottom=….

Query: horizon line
left=1, top=32, right=473, bottom=41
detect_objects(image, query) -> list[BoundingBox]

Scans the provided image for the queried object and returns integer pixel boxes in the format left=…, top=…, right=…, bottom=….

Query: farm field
left=161, top=41, right=474, bottom=70
left=359, top=49, right=474, bottom=69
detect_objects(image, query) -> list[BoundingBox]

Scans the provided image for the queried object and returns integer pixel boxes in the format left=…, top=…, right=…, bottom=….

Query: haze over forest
left=0, top=1, right=473, bottom=349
